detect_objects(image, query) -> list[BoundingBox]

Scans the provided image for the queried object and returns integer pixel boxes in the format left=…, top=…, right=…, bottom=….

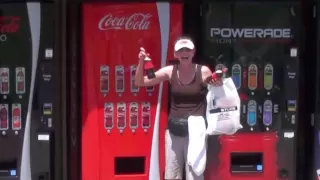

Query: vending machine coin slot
left=230, top=152, right=263, bottom=173
left=287, top=100, right=297, bottom=112
left=42, top=103, right=52, bottom=115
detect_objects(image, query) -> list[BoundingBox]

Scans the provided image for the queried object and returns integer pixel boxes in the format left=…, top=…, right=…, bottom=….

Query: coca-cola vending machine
left=202, top=1, right=302, bottom=180
left=0, top=2, right=57, bottom=180
left=81, top=3, right=182, bottom=180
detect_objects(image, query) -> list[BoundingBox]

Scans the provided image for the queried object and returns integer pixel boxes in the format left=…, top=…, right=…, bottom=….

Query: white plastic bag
left=205, top=77, right=242, bottom=135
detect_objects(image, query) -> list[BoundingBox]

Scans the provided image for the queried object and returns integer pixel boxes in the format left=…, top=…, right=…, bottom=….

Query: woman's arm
left=134, top=65, right=171, bottom=87
left=134, top=48, right=171, bottom=87
left=201, top=65, right=213, bottom=84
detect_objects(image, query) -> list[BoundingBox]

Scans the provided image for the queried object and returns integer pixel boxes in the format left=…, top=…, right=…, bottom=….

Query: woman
left=134, top=36, right=221, bottom=180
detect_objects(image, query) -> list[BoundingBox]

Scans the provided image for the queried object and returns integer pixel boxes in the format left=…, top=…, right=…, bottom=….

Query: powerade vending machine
left=0, top=2, right=57, bottom=180
left=202, top=1, right=301, bottom=180
left=81, top=3, right=182, bottom=180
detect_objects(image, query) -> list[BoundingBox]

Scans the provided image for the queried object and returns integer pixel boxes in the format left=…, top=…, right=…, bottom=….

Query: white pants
left=164, top=130, right=204, bottom=180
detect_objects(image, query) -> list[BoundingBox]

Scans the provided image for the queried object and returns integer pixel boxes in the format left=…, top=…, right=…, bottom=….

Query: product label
left=264, top=64, right=273, bottom=91
left=232, top=64, right=241, bottom=90
left=104, top=103, right=114, bottom=130
left=12, top=103, right=21, bottom=130
left=0, top=68, right=10, bottom=95
left=141, top=102, right=151, bottom=129
left=117, top=102, right=126, bottom=130
left=129, top=102, right=138, bottom=129
left=248, top=64, right=258, bottom=91
left=263, top=100, right=273, bottom=126
left=247, top=100, right=257, bottom=126
left=0, top=104, right=9, bottom=130
left=15, top=67, right=25, bottom=94
left=100, top=66, right=109, bottom=94
left=115, top=66, right=125, bottom=93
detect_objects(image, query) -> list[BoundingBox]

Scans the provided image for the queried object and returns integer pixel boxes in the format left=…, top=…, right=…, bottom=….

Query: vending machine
left=81, top=2, right=182, bottom=180
left=202, top=1, right=301, bottom=180
left=0, top=2, right=57, bottom=180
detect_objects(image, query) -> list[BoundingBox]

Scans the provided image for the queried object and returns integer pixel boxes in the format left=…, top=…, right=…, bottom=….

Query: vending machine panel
left=81, top=3, right=182, bottom=180
left=0, top=2, right=56, bottom=180
left=202, top=1, right=301, bottom=180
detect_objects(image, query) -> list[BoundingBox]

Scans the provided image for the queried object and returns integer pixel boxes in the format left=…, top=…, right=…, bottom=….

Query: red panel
left=206, top=133, right=278, bottom=180
left=81, top=3, right=182, bottom=180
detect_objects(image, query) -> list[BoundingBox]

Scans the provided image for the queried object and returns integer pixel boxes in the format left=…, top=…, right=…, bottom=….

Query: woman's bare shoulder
left=199, top=64, right=212, bottom=74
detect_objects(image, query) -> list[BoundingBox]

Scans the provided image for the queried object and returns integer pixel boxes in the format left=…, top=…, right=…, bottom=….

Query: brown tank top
left=169, top=64, right=207, bottom=119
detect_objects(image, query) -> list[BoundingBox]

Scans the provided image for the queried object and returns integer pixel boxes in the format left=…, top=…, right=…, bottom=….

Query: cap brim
left=174, top=39, right=195, bottom=51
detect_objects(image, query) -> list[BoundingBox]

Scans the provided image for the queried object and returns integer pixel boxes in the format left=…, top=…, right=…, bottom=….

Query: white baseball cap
left=174, top=39, right=195, bottom=51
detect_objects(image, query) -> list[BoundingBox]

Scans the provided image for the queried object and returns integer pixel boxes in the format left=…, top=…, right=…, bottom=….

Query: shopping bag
left=205, top=77, right=242, bottom=135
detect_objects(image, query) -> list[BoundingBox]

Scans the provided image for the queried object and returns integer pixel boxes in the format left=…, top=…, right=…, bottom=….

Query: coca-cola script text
left=0, top=16, right=20, bottom=33
left=98, top=13, right=151, bottom=30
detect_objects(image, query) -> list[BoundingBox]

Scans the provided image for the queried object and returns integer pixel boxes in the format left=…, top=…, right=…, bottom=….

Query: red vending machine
left=81, top=3, right=182, bottom=180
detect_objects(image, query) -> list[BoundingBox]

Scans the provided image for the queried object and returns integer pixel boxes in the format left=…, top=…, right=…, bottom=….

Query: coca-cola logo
left=0, top=16, right=20, bottom=42
left=98, top=13, right=151, bottom=30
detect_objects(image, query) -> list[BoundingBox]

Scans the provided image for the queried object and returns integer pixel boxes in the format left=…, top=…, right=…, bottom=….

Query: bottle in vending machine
left=262, top=99, right=273, bottom=131
left=116, top=102, right=126, bottom=133
left=104, top=103, right=114, bottom=133
left=12, top=103, right=21, bottom=130
left=130, top=66, right=139, bottom=95
left=100, top=65, right=109, bottom=96
left=0, top=104, right=9, bottom=130
left=115, top=66, right=125, bottom=96
left=129, top=102, right=138, bottom=132
left=264, top=63, right=274, bottom=95
left=0, top=68, right=10, bottom=95
left=231, top=63, right=242, bottom=90
left=15, top=67, right=25, bottom=94
left=141, top=102, right=151, bottom=131
left=247, top=99, right=257, bottom=131
left=248, top=62, right=258, bottom=95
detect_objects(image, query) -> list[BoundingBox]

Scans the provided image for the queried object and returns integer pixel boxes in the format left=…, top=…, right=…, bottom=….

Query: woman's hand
left=201, top=66, right=223, bottom=86
left=138, top=47, right=150, bottom=61
left=205, top=75, right=223, bottom=86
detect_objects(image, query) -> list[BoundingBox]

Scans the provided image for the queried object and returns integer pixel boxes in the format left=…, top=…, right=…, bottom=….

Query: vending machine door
left=0, top=2, right=56, bottom=180
left=202, top=1, right=301, bottom=180
left=81, top=3, right=182, bottom=180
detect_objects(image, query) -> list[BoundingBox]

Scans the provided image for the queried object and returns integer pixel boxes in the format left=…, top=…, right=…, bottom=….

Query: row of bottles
left=0, top=103, right=22, bottom=134
left=100, top=65, right=154, bottom=97
left=215, top=56, right=280, bottom=131
left=104, top=102, right=151, bottom=134
left=215, top=56, right=275, bottom=95
left=0, top=67, right=26, bottom=98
